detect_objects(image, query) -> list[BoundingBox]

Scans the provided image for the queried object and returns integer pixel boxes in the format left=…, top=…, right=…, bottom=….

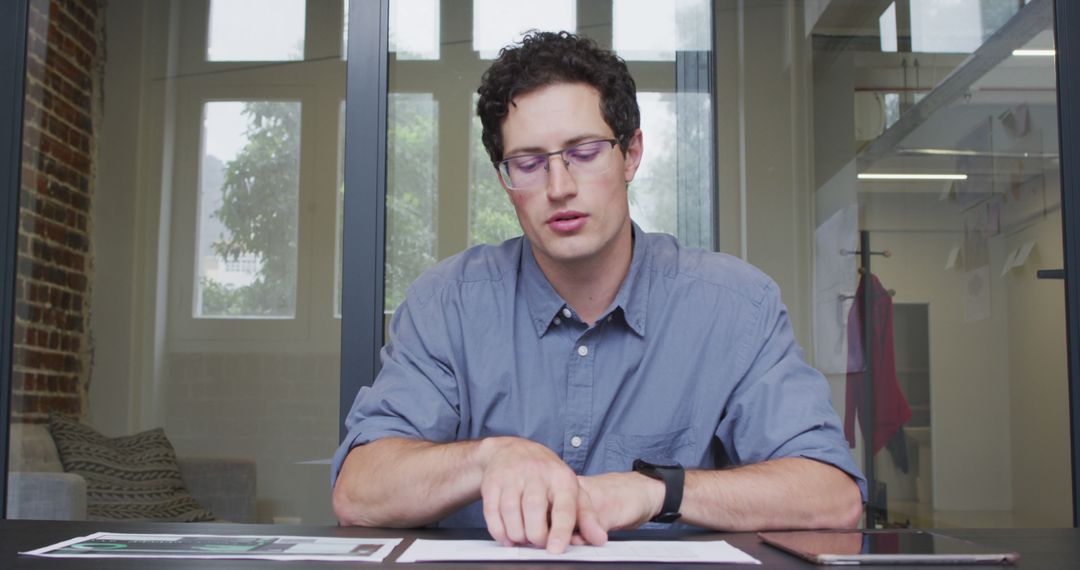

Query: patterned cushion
left=48, top=415, right=216, bottom=522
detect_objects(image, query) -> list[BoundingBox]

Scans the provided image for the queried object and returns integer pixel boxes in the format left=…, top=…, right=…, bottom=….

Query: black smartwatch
left=632, top=458, right=684, bottom=523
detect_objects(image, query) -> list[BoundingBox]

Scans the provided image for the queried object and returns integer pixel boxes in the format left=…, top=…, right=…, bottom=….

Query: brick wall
left=12, top=0, right=102, bottom=422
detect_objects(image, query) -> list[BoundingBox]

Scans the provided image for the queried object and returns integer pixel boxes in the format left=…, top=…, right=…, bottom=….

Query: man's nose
left=546, top=155, right=577, bottom=200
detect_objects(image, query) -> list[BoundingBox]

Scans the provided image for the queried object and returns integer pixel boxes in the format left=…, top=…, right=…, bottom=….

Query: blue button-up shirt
left=332, top=224, right=866, bottom=527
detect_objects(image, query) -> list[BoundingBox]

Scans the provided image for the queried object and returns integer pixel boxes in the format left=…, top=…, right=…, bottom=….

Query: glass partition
left=804, top=0, right=1069, bottom=527
left=6, top=0, right=345, bottom=524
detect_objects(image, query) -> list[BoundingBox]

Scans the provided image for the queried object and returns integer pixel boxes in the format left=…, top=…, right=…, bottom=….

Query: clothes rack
left=844, top=230, right=892, bottom=528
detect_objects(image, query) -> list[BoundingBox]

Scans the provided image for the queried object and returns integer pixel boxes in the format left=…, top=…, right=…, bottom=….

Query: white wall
left=715, top=0, right=816, bottom=346
left=164, top=352, right=339, bottom=523
left=89, top=0, right=143, bottom=435
left=1003, top=178, right=1071, bottom=527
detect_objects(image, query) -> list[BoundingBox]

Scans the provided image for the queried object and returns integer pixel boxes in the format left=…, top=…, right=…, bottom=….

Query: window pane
left=385, top=94, right=439, bottom=310
left=391, top=0, right=440, bottom=60
left=473, top=0, right=576, bottom=59
left=879, top=2, right=898, bottom=53
left=196, top=101, right=301, bottom=318
left=910, top=0, right=1019, bottom=54
left=207, top=0, right=306, bottom=61
left=631, top=93, right=678, bottom=235
left=613, top=0, right=710, bottom=61
left=469, top=95, right=519, bottom=246
left=807, top=0, right=1069, bottom=528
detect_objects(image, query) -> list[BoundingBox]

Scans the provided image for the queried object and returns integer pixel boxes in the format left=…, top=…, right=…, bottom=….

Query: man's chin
left=533, top=238, right=599, bottom=267
left=545, top=246, right=603, bottom=267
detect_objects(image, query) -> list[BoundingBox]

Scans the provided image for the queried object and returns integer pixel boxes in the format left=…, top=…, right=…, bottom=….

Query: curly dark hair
left=476, top=31, right=640, bottom=164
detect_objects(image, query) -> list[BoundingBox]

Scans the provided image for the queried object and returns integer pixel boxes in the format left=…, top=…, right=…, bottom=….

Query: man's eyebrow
left=503, top=134, right=612, bottom=158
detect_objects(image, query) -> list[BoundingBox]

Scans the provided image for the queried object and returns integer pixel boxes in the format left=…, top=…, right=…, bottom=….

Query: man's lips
left=546, top=211, right=588, bottom=232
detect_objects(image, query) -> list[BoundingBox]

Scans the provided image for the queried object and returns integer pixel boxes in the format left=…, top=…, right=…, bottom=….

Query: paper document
left=22, top=532, right=401, bottom=562
left=397, top=539, right=761, bottom=564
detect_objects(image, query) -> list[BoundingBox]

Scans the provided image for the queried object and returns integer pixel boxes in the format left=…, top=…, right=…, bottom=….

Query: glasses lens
left=502, top=154, right=547, bottom=190
left=563, top=140, right=613, bottom=172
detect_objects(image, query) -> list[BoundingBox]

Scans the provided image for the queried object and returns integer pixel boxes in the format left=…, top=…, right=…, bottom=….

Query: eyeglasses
left=496, top=139, right=619, bottom=191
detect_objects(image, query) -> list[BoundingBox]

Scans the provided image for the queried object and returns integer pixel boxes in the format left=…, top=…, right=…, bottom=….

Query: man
left=332, top=31, right=865, bottom=554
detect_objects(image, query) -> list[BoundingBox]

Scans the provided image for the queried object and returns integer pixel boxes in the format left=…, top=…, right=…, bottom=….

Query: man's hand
left=573, top=471, right=665, bottom=540
left=476, top=437, right=607, bottom=554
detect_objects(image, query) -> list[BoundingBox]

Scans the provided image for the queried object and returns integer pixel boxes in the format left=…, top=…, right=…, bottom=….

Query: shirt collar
left=520, top=221, right=651, bottom=338
left=611, top=222, right=649, bottom=337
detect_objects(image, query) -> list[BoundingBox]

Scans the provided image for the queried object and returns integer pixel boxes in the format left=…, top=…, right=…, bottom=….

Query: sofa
left=6, top=422, right=257, bottom=523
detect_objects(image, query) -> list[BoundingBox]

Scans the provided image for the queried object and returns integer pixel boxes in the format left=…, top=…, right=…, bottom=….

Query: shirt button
left=577, top=345, right=588, bottom=357
left=554, top=317, right=562, bottom=326
left=570, top=436, right=583, bottom=448
left=562, top=308, right=572, bottom=319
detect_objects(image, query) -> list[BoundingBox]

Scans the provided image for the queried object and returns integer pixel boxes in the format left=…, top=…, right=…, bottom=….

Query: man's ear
left=623, top=128, right=644, bottom=183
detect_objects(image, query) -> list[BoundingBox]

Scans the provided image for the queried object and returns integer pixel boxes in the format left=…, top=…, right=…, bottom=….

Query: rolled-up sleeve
left=715, top=280, right=868, bottom=501
left=330, top=290, right=462, bottom=487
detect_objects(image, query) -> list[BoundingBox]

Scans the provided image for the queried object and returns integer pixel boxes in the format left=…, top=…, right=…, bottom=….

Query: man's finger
left=547, top=486, right=577, bottom=554
left=483, top=485, right=510, bottom=546
left=575, top=487, right=608, bottom=547
left=500, top=485, right=527, bottom=545
left=522, top=481, right=550, bottom=548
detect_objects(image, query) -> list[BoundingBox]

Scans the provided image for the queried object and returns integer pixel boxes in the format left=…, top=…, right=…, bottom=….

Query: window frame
left=1052, top=0, right=1080, bottom=527
left=162, top=0, right=348, bottom=352
left=0, top=0, right=29, bottom=519
left=338, top=0, right=389, bottom=438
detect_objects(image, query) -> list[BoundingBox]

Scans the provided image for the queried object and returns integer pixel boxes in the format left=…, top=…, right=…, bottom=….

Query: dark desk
left=2, top=521, right=1078, bottom=568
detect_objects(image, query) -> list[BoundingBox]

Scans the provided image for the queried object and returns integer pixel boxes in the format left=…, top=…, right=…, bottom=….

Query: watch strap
left=633, top=459, right=684, bottom=523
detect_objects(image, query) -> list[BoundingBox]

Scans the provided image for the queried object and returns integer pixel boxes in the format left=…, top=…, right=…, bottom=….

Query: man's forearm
left=678, top=458, right=863, bottom=530
left=332, top=437, right=486, bottom=527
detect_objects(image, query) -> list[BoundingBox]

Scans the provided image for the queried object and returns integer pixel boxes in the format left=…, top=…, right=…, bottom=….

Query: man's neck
left=532, top=223, right=634, bottom=327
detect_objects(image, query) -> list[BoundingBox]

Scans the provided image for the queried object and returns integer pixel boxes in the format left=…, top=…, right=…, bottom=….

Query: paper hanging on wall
left=945, top=245, right=961, bottom=271
left=964, top=266, right=991, bottom=323
left=1012, top=241, right=1036, bottom=268
left=1000, top=241, right=1037, bottom=276
left=1001, top=250, right=1018, bottom=277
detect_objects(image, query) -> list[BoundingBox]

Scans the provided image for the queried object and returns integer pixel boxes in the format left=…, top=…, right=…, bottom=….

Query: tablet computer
left=758, top=529, right=1019, bottom=565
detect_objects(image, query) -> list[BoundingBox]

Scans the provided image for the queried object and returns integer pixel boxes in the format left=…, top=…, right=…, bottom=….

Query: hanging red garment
left=844, top=272, right=912, bottom=454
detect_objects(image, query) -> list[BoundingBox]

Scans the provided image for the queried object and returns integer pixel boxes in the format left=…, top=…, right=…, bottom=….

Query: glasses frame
left=495, top=138, right=620, bottom=191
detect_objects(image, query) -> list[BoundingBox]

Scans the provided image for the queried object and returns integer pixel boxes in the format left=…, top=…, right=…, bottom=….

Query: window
left=910, top=0, right=1019, bottom=53
left=196, top=101, right=302, bottom=318
left=472, top=0, right=576, bottom=59
left=391, top=0, right=441, bottom=60
left=207, top=0, right=306, bottom=61
left=469, top=95, right=519, bottom=247
left=385, top=94, right=440, bottom=309
left=630, top=93, right=681, bottom=235
left=613, top=0, right=711, bottom=62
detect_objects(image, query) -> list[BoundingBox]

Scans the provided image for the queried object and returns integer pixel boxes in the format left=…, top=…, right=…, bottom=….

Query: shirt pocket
left=603, top=425, right=696, bottom=470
